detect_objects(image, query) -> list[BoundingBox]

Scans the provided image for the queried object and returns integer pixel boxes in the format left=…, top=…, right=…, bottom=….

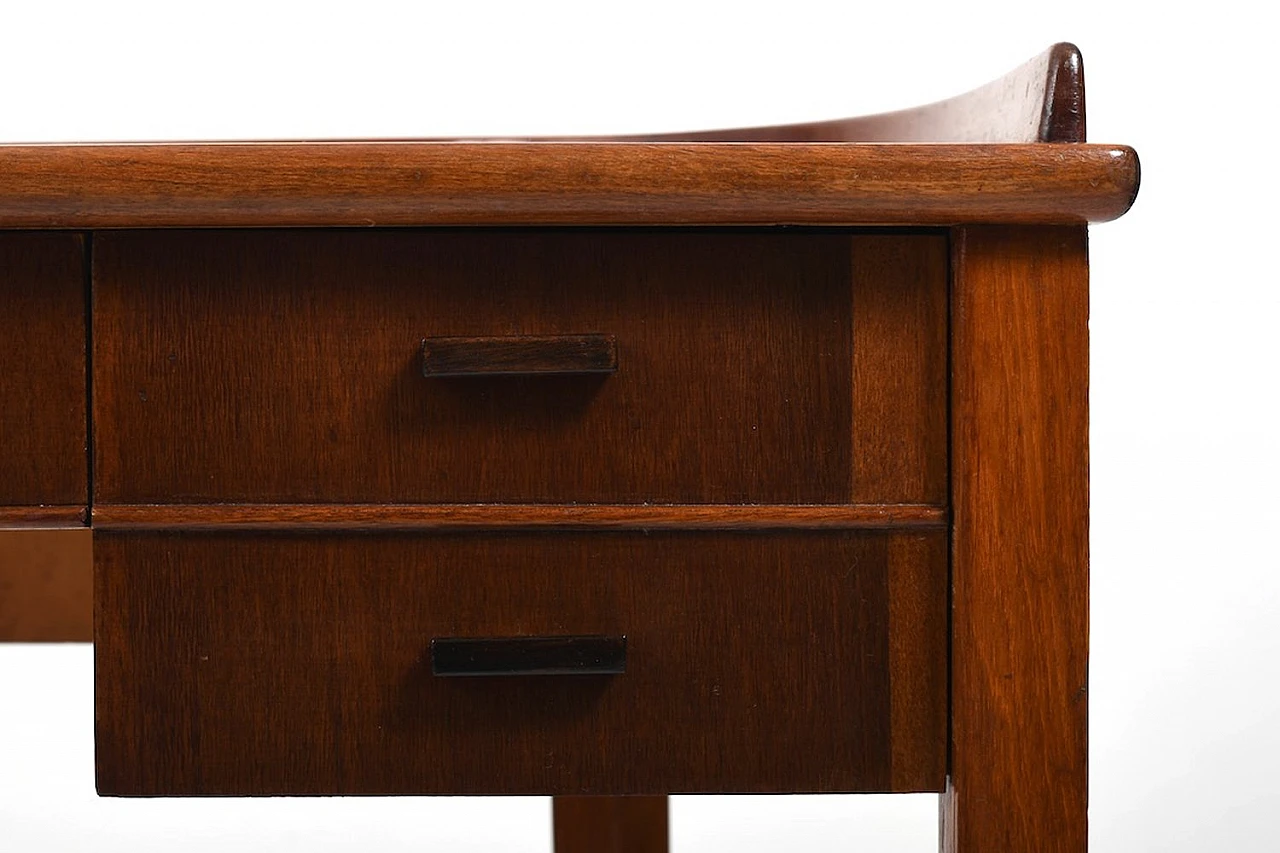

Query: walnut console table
left=0, top=44, right=1138, bottom=852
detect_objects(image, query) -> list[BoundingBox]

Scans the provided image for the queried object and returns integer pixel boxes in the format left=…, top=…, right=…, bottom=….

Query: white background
left=2, top=1, right=1277, bottom=850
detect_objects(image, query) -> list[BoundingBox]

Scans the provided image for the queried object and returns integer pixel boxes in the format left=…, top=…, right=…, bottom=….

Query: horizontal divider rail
left=91, top=503, right=948, bottom=531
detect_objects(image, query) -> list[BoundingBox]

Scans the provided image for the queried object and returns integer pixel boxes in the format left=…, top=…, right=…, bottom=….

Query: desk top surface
left=0, top=45, right=1138, bottom=229
left=0, top=141, right=1137, bottom=228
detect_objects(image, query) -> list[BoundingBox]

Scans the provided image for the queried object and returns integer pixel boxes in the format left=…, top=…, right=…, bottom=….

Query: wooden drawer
left=94, top=529, right=947, bottom=796
left=92, top=229, right=946, bottom=506
left=0, top=232, right=86, bottom=515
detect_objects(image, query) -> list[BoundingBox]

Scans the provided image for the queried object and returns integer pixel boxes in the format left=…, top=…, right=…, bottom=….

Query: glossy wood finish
left=0, top=143, right=1138, bottom=228
left=889, top=533, right=949, bottom=791
left=0, top=232, right=87, bottom=509
left=0, top=506, right=88, bottom=526
left=95, top=529, right=948, bottom=796
left=942, top=227, right=1090, bottom=852
left=423, top=335, right=617, bottom=377
left=92, top=503, right=947, bottom=530
left=93, top=229, right=946, bottom=506
left=627, top=44, right=1085, bottom=143
left=431, top=635, right=627, bottom=677
left=554, top=797, right=669, bottom=853
left=851, top=234, right=949, bottom=504
left=0, top=529, right=92, bottom=642
left=0, top=40, right=1137, bottom=852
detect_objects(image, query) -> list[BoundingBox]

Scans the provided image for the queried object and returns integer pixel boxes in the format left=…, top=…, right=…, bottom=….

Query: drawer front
left=0, top=232, right=86, bottom=512
left=92, top=229, right=946, bottom=505
left=95, top=530, right=947, bottom=796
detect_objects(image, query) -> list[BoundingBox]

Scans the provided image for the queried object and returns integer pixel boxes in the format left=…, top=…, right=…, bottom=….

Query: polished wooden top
left=0, top=44, right=1137, bottom=228
left=0, top=142, right=1136, bottom=228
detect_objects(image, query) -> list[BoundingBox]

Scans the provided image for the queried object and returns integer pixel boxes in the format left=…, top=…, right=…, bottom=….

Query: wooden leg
left=553, top=796, right=668, bottom=853
left=943, top=226, right=1090, bottom=852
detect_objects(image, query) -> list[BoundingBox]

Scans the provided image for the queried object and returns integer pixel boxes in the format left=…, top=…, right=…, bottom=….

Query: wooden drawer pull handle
left=430, top=635, right=627, bottom=677
left=421, top=334, right=617, bottom=377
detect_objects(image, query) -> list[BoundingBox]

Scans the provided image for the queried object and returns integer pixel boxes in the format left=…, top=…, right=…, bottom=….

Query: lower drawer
left=94, top=530, right=946, bottom=796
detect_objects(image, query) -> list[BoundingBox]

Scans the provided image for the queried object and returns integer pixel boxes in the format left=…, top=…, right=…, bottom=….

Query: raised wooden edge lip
left=91, top=503, right=948, bottom=531
left=0, top=142, right=1139, bottom=226
left=1041, top=42, right=1085, bottom=143
left=0, top=505, right=89, bottom=527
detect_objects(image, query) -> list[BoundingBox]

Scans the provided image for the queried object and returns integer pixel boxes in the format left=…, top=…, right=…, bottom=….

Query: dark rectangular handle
left=431, top=635, right=626, bottom=677
left=422, top=334, right=617, bottom=377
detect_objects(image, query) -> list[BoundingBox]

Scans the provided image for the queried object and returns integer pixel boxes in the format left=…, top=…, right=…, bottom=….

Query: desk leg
left=553, top=796, right=668, bottom=853
left=944, top=226, right=1090, bottom=852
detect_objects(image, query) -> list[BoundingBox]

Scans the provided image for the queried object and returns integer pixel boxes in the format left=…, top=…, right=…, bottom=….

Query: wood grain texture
left=0, top=143, right=1137, bottom=228
left=0, top=506, right=88, bottom=526
left=554, top=797, right=669, bottom=853
left=0, top=528, right=92, bottom=642
left=942, top=226, right=1090, bottom=851
left=851, top=233, right=949, bottom=504
left=91, top=503, right=947, bottom=531
left=423, top=335, right=617, bottom=377
left=0, top=232, right=87, bottom=507
left=94, top=529, right=947, bottom=796
left=889, top=532, right=948, bottom=791
left=93, top=229, right=942, bottom=506
left=622, top=44, right=1085, bottom=143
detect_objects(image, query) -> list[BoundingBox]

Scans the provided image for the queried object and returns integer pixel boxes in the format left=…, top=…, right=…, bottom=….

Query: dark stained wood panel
left=554, top=796, right=669, bottom=853
left=851, top=233, right=949, bottom=504
left=0, top=232, right=87, bottom=507
left=888, top=532, right=948, bottom=790
left=94, top=529, right=948, bottom=796
left=0, top=528, right=92, bottom=642
left=92, top=229, right=943, bottom=506
left=0, top=143, right=1139, bottom=229
left=943, top=226, right=1090, bottom=852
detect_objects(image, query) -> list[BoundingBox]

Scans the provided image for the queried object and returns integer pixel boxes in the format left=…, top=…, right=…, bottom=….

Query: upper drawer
left=92, top=229, right=945, bottom=505
left=0, top=232, right=86, bottom=514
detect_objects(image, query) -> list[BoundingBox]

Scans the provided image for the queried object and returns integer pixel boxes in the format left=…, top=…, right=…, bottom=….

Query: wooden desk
left=0, top=43, right=1138, bottom=852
